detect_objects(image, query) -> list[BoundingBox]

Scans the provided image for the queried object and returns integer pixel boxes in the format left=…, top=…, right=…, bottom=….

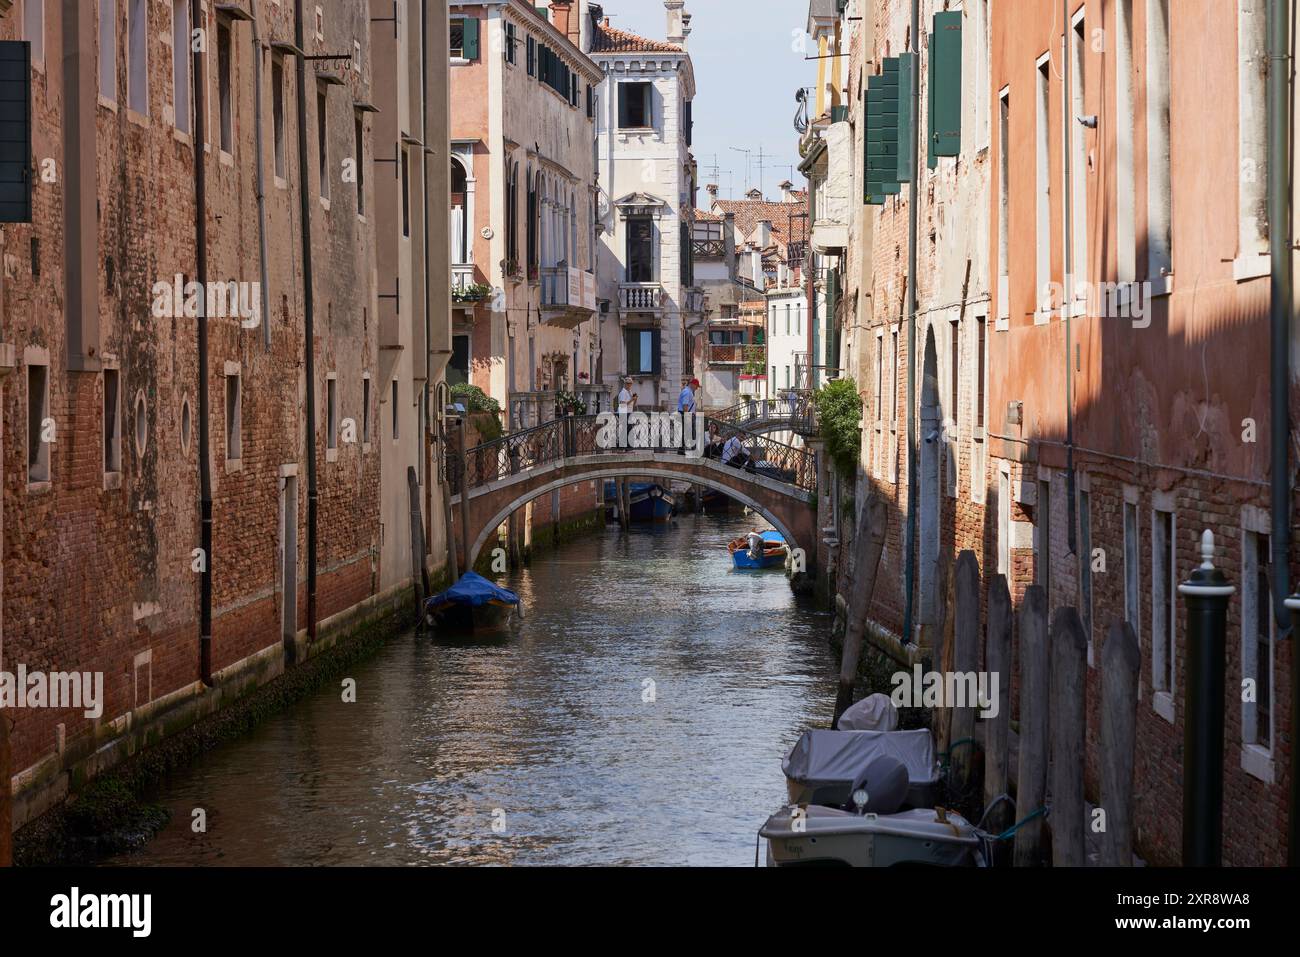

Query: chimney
left=551, top=1, right=579, bottom=44
left=706, top=183, right=719, bottom=202
left=723, top=211, right=737, bottom=280
left=681, top=12, right=692, bottom=48
left=757, top=220, right=772, bottom=248
left=779, top=179, right=796, bottom=203
left=746, top=187, right=763, bottom=201
left=666, top=0, right=686, bottom=45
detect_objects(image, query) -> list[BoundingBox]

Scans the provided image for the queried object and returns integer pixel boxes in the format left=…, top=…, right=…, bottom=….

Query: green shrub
left=451, top=382, right=501, bottom=415
left=814, top=377, right=863, bottom=480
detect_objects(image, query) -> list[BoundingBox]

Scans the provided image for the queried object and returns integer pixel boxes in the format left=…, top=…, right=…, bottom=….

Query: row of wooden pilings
left=839, top=492, right=1259, bottom=866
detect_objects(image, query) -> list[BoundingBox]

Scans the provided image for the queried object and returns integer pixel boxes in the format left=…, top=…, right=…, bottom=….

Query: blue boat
left=729, top=530, right=789, bottom=569
left=424, top=572, right=521, bottom=632
left=604, top=481, right=676, bottom=522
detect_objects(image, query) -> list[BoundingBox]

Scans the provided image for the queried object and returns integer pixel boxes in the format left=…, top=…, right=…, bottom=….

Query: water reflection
left=109, top=511, right=838, bottom=866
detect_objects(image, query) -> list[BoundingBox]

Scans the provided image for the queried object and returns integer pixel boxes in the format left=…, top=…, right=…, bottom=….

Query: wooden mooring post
left=983, top=574, right=1013, bottom=840
left=832, top=494, right=889, bottom=725
left=1049, top=607, right=1088, bottom=867
left=949, top=551, right=981, bottom=793
left=1014, top=585, right=1049, bottom=867
left=1100, top=620, right=1141, bottom=866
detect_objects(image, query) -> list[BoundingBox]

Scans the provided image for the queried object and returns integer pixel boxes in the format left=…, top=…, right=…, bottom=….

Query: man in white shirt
left=617, top=376, right=636, bottom=413
left=722, top=434, right=751, bottom=469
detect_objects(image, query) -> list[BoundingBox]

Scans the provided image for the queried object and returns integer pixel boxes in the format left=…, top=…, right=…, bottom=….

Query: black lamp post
left=1177, top=530, right=1236, bottom=867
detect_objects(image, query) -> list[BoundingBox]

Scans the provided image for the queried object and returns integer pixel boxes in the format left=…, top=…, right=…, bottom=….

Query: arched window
left=450, top=158, right=469, bottom=265
left=505, top=161, right=519, bottom=270
left=526, top=168, right=540, bottom=278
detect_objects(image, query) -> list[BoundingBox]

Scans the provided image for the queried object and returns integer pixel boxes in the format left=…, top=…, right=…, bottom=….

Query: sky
left=603, top=0, right=814, bottom=207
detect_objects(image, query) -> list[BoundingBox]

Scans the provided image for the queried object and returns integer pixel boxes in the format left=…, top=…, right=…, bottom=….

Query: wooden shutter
left=462, top=18, right=480, bottom=61
left=931, top=11, right=963, bottom=157
left=0, top=41, right=32, bottom=223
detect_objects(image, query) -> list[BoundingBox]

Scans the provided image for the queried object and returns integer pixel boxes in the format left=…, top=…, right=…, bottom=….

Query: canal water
left=109, top=510, right=839, bottom=866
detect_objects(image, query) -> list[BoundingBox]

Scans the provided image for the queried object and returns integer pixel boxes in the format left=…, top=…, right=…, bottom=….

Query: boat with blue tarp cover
left=424, top=572, right=522, bottom=632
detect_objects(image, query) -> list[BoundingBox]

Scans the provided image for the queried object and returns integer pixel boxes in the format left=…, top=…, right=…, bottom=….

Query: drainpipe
left=1268, top=0, right=1292, bottom=633
left=294, top=0, right=319, bottom=642
left=250, top=0, right=271, bottom=351
left=1062, top=0, right=1077, bottom=556
left=900, top=0, right=921, bottom=645
left=192, top=0, right=214, bottom=687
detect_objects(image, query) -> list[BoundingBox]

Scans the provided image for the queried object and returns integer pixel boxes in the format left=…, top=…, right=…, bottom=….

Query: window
left=874, top=332, right=883, bottom=422
left=1152, top=505, right=1176, bottom=719
left=27, top=363, right=50, bottom=483
left=1035, top=55, right=1050, bottom=315
left=1069, top=11, right=1088, bottom=301
left=225, top=370, right=242, bottom=461
left=171, top=1, right=188, bottom=131
left=1123, top=497, right=1140, bottom=637
left=587, top=84, right=595, bottom=119
left=450, top=17, right=479, bottom=61
left=362, top=375, right=372, bottom=444
left=504, top=22, right=517, bottom=65
left=1237, top=0, right=1268, bottom=272
left=272, top=56, right=286, bottom=176
left=326, top=377, right=338, bottom=450
left=100, top=0, right=117, bottom=101
left=624, top=328, right=660, bottom=376
left=134, top=392, right=147, bottom=458
left=1116, top=0, right=1136, bottom=284
left=1036, top=476, right=1051, bottom=598
left=391, top=379, right=399, bottom=439
left=24, top=0, right=44, bottom=68
left=625, top=216, right=654, bottom=283
left=527, top=35, right=536, bottom=76
left=975, top=315, right=986, bottom=428
left=889, top=327, right=899, bottom=426
left=996, top=88, right=1010, bottom=324
left=104, top=368, right=122, bottom=473
left=974, top=0, right=990, bottom=149
left=317, top=83, right=329, bottom=200
left=619, top=82, right=652, bottom=129
left=526, top=171, right=539, bottom=274
left=354, top=115, right=366, bottom=216
left=505, top=162, right=519, bottom=268
left=1146, top=0, right=1171, bottom=283
left=128, top=0, right=147, bottom=115
left=401, top=146, right=410, bottom=237
left=949, top=318, right=960, bottom=425
left=997, top=466, right=1011, bottom=576
left=1242, top=528, right=1274, bottom=765
left=217, top=19, right=233, bottom=153
left=1079, top=485, right=1094, bottom=654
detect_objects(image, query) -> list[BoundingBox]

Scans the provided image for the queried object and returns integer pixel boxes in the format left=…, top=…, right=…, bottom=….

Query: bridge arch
left=462, top=461, right=814, bottom=571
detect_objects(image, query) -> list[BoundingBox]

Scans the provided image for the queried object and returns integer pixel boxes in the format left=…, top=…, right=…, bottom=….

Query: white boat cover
left=837, top=693, right=899, bottom=731
left=783, top=729, right=936, bottom=789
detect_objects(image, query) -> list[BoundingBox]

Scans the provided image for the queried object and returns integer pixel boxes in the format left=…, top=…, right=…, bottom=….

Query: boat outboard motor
left=748, top=532, right=764, bottom=560
left=843, top=754, right=909, bottom=815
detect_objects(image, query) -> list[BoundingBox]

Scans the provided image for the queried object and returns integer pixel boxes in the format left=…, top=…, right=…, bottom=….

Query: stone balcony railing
left=619, top=282, right=664, bottom=312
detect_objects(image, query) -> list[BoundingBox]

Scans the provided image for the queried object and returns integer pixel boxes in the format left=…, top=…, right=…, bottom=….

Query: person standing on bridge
left=677, top=378, right=698, bottom=455
left=618, top=376, right=637, bottom=452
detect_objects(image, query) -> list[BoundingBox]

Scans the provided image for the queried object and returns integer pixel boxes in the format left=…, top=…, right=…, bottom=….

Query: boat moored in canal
left=760, top=804, right=983, bottom=867
left=604, top=481, right=677, bottom=523
left=729, top=530, right=788, bottom=569
left=424, top=572, right=522, bottom=633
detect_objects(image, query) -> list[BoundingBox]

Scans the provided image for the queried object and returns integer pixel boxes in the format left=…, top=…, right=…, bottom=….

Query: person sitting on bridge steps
left=722, top=433, right=753, bottom=471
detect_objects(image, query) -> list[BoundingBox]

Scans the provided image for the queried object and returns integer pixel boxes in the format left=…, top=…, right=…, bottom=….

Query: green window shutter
left=463, top=18, right=480, bottom=61
left=896, top=52, right=915, bottom=182
left=0, top=41, right=32, bottom=223
left=927, top=32, right=938, bottom=169
left=865, top=58, right=902, bottom=204
left=931, top=11, right=962, bottom=157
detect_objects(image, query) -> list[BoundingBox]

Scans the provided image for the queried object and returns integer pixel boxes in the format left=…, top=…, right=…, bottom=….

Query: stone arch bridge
left=447, top=414, right=819, bottom=571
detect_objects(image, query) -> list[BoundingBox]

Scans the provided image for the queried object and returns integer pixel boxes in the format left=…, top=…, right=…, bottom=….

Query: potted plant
left=555, top=390, right=587, bottom=416
left=453, top=282, right=492, bottom=304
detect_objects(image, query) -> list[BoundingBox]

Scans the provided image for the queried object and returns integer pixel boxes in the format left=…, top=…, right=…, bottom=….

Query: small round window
left=181, top=397, right=192, bottom=455
left=134, top=392, right=148, bottom=458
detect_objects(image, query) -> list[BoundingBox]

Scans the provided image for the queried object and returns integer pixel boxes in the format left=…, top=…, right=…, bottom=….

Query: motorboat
left=424, top=572, right=521, bottom=633
left=729, top=530, right=788, bottom=569
left=759, top=723, right=984, bottom=866
left=604, top=481, right=676, bottom=522
left=760, top=805, right=983, bottom=867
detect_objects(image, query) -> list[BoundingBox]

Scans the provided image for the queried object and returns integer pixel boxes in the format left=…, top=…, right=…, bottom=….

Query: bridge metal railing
left=711, top=391, right=817, bottom=434
left=448, top=414, right=817, bottom=496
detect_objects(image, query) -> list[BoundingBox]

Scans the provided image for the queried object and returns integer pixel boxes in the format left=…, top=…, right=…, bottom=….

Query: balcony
left=691, top=238, right=726, bottom=260
left=709, top=343, right=765, bottom=368
left=620, top=282, right=664, bottom=312
left=540, top=266, right=597, bottom=329
left=452, top=264, right=489, bottom=304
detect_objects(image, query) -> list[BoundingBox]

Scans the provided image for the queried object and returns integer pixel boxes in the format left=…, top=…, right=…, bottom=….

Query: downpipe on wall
left=192, top=0, right=213, bottom=687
